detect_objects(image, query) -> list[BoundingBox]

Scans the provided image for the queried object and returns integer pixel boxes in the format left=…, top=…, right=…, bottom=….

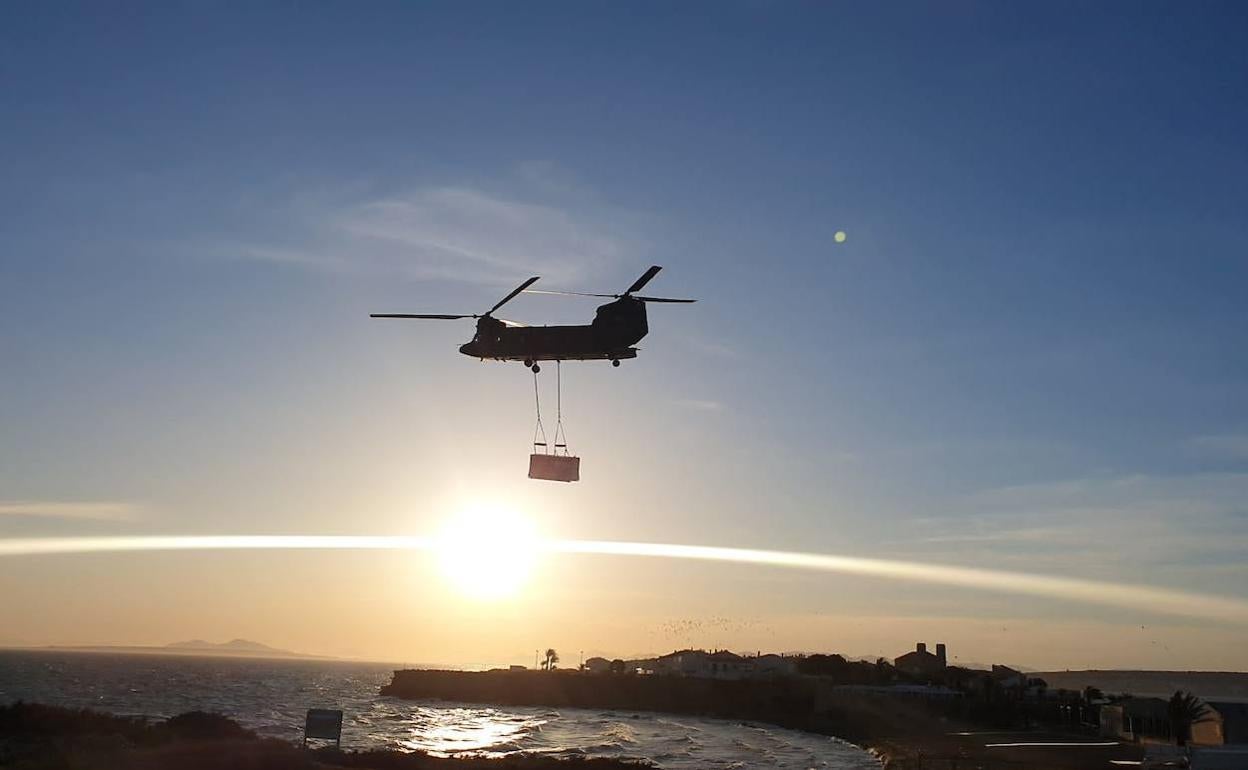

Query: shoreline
left=0, top=695, right=1147, bottom=770
left=381, top=669, right=1148, bottom=769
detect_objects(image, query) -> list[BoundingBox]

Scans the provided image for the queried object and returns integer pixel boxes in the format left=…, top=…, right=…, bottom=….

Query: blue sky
left=2, top=2, right=1247, bottom=667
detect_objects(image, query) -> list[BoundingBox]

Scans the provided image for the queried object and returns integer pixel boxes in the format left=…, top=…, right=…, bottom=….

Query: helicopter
left=370, top=265, right=694, bottom=372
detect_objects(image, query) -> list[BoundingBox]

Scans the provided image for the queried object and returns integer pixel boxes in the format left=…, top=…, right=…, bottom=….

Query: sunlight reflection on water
left=395, top=705, right=546, bottom=755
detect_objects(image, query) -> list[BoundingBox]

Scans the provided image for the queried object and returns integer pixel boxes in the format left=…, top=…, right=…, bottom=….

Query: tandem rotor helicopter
left=370, top=265, right=694, bottom=372
left=370, top=266, right=694, bottom=483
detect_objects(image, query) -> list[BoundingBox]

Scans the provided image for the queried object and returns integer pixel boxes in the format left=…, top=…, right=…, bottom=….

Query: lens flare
left=1, top=535, right=1245, bottom=624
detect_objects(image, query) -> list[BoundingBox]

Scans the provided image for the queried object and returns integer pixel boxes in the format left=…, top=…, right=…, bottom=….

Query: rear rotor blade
left=634, top=296, right=696, bottom=303
left=488, top=276, right=541, bottom=315
left=369, top=314, right=475, bottom=319
left=625, top=265, right=663, bottom=295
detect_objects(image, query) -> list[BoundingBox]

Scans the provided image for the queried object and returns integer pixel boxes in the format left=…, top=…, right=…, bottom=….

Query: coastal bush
left=158, top=710, right=255, bottom=742
left=0, top=702, right=648, bottom=770
left=0, top=701, right=148, bottom=740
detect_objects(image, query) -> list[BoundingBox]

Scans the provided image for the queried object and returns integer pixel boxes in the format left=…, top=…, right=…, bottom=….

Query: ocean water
left=0, top=651, right=879, bottom=769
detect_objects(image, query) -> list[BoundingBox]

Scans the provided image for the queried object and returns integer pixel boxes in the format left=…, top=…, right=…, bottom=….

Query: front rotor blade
left=524, top=289, right=618, bottom=299
left=634, top=296, right=696, bottom=303
left=625, top=265, right=663, bottom=295
left=488, top=276, right=541, bottom=315
left=369, top=314, right=474, bottom=319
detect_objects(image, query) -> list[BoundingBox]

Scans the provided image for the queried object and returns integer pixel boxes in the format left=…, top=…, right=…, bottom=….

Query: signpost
left=303, top=708, right=343, bottom=749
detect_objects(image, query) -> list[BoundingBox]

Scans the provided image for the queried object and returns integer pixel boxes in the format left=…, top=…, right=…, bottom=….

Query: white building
left=656, top=649, right=748, bottom=679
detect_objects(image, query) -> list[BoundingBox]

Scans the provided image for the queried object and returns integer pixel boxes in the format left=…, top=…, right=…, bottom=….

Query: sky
left=2, top=1, right=1247, bottom=671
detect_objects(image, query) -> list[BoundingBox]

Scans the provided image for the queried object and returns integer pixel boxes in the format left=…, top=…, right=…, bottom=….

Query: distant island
left=165, top=638, right=304, bottom=656
left=42, top=638, right=332, bottom=660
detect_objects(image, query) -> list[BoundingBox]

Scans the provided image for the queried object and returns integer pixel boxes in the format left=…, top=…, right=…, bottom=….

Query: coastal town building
left=656, top=649, right=748, bottom=679
left=706, top=651, right=748, bottom=678
left=751, top=653, right=797, bottom=677
left=989, top=664, right=1049, bottom=699
left=990, top=664, right=1026, bottom=688
left=1102, top=698, right=1248, bottom=750
left=894, top=642, right=947, bottom=679
left=655, top=649, right=706, bottom=676
left=652, top=650, right=796, bottom=679
left=1208, top=701, right=1248, bottom=744
left=583, top=657, right=611, bottom=674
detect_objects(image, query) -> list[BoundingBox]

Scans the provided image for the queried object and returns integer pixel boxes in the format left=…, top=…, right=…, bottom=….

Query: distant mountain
left=165, top=639, right=291, bottom=655
left=35, top=638, right=330, bottom=660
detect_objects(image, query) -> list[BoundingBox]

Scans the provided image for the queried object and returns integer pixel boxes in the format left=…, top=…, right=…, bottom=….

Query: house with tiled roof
left=655, top=649, right=749, bottom=679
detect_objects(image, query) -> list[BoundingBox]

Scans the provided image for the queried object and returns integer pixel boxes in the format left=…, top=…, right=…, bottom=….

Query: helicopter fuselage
left=371, top=265, right=692, bottom=369
left=459, top=297, right=647, bottom=363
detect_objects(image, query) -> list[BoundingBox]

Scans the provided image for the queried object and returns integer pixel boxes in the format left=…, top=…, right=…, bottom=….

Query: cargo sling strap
left=552, top=361, right=570, bottom=456
left=532, top=368, right=547, bottom=453
left=531, top=362, right=570, bottom=456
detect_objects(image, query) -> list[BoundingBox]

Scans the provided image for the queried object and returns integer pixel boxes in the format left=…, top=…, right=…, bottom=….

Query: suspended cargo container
left=527, top=361, right=580, bottom=482
left=529, top=452, right=580, bottom=482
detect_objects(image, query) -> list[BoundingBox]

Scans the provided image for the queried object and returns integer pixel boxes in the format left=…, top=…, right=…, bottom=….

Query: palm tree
left=1168, top=690, right=1214, bottom=746
left=543, top=648, right=559, bottom=671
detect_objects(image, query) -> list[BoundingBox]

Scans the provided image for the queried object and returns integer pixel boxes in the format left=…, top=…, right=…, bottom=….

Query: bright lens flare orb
left=434, top=506, right=539, bottom=600
left=834, top=230, right=847, bottom=243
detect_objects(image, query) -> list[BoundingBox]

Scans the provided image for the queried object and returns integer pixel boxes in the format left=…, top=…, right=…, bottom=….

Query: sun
left=434, top=504, right=540, bottom=601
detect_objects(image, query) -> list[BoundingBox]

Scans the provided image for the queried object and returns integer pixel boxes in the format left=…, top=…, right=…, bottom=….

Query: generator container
left=529, top=453, right=580, bottom=482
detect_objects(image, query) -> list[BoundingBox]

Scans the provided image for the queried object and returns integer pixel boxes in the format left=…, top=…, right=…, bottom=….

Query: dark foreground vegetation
left=0, top=702, right=647, bottom=770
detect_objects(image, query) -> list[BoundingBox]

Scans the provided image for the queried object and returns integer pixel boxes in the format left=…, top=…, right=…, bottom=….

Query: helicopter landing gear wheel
left=524, top=359, right=534, bottom=368
left=611, top=359, right=620, bottom=368
left=531, top=363, right=541, bottom=374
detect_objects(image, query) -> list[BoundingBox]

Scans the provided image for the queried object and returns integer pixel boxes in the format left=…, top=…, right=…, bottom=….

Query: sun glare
left=434, top=505, right=540, bottom=601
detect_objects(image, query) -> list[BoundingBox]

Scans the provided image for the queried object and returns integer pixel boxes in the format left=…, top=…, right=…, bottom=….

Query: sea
left=0, top=650, right=880, bottom=769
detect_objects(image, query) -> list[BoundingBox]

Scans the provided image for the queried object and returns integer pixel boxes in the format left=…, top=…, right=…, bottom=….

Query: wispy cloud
left=674, top=399, right=724, bottom=412
left=1185, top=433, right=1248, bottom=461
left=225, top=178, right=642, bottom=286
left=900, top=472, right=1248, bottom=571
left=0, top=501, right=140, bottom=522
left=339, top=187, right=629, bottom=281
left=673, top=334, right=742, bottom=360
